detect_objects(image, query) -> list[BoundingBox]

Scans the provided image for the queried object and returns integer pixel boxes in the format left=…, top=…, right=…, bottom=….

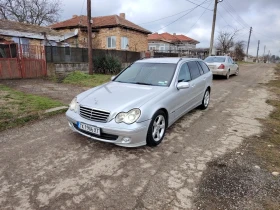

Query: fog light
left=121, top=137, right=131, bottom=143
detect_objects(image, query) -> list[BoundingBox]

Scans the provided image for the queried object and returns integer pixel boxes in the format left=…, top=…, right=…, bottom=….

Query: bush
left=93, top=55, right=122, bottom=74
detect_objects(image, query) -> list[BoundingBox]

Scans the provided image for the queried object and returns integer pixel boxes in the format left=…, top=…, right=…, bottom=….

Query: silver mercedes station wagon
left=66, top=58, right=212, bottom=147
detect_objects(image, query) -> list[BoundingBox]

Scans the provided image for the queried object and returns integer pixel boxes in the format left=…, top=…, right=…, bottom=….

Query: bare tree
left=216, top=30, right=238, bottom=54
left=234, top=40, right=246, bottom=61
left=0, top=0, right=62, bottom=25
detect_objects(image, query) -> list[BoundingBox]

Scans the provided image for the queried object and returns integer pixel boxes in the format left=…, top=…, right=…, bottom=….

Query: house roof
left=0, top=19, right=77, bottom=42
left=148, top=32, right=199, bottom=44
left=0, top=19, right=60, bottom=36
left=50, top=15, right=152, bottom=34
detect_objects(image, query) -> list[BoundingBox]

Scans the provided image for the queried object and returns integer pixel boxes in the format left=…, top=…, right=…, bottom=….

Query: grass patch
left=0, top=84, right=66, bottom=131
left=254, top=63, right=280, bottom=171
left=237, top=61, right=255, bottom=65
left=63, top=71, right=112, bottom=87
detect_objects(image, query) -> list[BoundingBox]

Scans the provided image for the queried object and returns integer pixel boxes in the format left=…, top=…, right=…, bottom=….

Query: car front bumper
left=66, top=109, right=150, bottom=147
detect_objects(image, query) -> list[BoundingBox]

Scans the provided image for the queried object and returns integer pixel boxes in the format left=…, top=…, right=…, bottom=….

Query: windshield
left=204, top=56, right=226, bottom=63
left=114, top=62, right=176, bottom=86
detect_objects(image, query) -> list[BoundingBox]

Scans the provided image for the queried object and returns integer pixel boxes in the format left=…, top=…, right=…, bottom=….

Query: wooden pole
left=87, top=0, right=93, bottom=74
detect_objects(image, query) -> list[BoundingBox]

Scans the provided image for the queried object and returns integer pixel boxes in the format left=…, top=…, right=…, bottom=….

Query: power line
left=139, top=0, right=212, bottom=25
left=138, top=8, right=194, bottom=25
left=185, top=0, right=213, bottom=11
left=224, top=1, right=250, bottom=28
left=187, top=1, right=212, bottom=33
left=155, top=0, right=209, bottom=32
left=220, top=3, right=248, bottom=29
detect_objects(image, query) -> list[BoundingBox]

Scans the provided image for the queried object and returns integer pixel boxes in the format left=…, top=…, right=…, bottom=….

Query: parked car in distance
left=204, top=56, right=239, bottom=79
left=66, top=57, right=212, bottom=147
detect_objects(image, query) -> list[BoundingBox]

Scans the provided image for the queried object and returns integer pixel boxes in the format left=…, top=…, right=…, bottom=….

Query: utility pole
left=209, top=0, right=220, bottom=56
left=246, top=27, right=252, bottom=57
left=256, top=40, right=260, bottom=62
left=263, top=45, right=266, bottom=62
left=87, top=0, right=93, bottom=75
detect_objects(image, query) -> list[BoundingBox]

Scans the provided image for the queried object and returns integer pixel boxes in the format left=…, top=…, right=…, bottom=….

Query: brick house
left=148, top=32, right=199, bottom=52
left=50, top=13, right=152, bottom=52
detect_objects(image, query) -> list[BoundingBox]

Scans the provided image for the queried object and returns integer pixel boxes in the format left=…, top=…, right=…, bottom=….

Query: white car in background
left=204, top=56, right=239, bottom=79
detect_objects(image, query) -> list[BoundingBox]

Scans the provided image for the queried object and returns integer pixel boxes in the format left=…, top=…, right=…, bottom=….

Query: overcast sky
left=60, top=0, right=280, bottom=56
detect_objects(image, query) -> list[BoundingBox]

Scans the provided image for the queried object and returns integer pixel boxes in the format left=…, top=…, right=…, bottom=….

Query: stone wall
left=52, top=63, right=89, bottom=78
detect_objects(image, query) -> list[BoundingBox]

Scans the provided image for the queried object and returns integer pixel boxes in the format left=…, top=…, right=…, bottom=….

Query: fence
left=45, top=46, right=141, bottom=64
left=153, top=49, right=210, bottom=60
left=0, top=44, right=46, bottom=79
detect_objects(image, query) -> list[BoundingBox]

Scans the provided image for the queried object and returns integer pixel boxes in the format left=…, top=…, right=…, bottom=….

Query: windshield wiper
left=134, top=82, right=153, bottom=86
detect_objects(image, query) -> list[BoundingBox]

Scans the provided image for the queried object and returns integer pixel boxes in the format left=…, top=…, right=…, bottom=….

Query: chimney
left=173, top=33, right=176, bottom=35
left=120, top=13, right=125, bottom=19
left=72, top=15, right=78, bottom=18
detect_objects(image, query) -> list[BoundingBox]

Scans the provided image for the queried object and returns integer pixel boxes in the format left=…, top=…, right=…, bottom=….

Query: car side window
left=228, top=57, right=233, bottom=63
left=196, top=61, right=204, bottom=75
left=198, top=61, right=210, bottom=73
left=187, top=61, right=201, bottom=80
left=178, top=63, right=191, bottom=82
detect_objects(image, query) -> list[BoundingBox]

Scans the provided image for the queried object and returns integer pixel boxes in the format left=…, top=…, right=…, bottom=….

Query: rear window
left=204, top=56, right=226, bottom=63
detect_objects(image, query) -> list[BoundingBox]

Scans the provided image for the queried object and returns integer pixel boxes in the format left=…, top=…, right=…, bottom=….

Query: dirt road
left=0, top=63, right=275, bottom=210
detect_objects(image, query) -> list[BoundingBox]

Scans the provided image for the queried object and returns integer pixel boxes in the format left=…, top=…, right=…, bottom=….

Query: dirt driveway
left=0, top=64, right=275, bottom=210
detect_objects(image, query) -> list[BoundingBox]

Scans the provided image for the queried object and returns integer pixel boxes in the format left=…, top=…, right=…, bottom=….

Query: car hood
left=78, top=81, right=168, bottom=114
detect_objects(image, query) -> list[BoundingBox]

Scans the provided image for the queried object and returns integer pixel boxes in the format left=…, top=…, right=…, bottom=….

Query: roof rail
left=177, top=57, right=182, bottom=64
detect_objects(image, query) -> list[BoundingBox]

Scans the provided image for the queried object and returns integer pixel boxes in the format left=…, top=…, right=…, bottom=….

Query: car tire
left=225, top=70, right=230, bottom=79
left=235, top=68, right=239, bottom=76
left=200, top=89, right=210, bottom=110
left=146, top=110, right=167, bottom=147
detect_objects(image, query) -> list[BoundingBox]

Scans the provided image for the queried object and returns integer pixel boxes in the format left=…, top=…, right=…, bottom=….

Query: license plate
left=77, top=122, right=100, bottom=135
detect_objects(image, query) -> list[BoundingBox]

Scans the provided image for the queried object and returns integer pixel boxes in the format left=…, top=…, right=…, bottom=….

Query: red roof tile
left=50, top=15, right=151, bottom=34
left=148, top=32, right=199, bottom=44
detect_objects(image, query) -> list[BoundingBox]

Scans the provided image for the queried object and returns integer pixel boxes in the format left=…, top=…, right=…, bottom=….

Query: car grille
left=73, top=124, right=118, bottom=141
left=79, top=106, right=110, bottom=123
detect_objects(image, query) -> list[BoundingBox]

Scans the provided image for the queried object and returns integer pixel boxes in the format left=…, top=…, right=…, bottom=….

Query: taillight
left=218, top=64, right=225, bottom=69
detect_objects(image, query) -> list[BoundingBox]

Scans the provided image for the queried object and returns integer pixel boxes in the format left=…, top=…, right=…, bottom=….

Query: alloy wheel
left=152, top=115, right=166, bottom=141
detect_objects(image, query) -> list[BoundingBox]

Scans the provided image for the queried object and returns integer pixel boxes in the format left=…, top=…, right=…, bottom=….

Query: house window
left=121, top=37, right=129, bottom=50
left=107, top=36, right=116, bottom=49
left=149, top=46, right=156, bottom=51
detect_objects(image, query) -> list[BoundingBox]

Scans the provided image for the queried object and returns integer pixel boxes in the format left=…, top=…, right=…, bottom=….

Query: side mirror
left=177, top=82, right=190, bottom=90
left=111, top=76, right=116, bottom=81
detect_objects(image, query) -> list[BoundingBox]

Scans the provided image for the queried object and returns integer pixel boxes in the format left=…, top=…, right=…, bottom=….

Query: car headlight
left=115, top=108, right=141, bottom=124
left=69, top=97, right=79, bottom=112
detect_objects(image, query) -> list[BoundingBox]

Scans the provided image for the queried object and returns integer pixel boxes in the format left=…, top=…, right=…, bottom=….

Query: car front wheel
left=146, top=110, right=167, bottom=147
left=200, top=89, right=210, bottom=110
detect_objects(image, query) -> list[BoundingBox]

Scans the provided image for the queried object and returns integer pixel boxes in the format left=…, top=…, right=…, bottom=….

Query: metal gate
left=0, top=44, right=46, bottom=79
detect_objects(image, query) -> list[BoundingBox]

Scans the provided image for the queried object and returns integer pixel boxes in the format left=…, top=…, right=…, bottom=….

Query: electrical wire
left=186, top=1, right=213, bottom=33
left=224, top=1, right=250, bottom=28
left=138, top=8, right=194, bottom=25
left=155, top=0, right=209, bottom=32
left=185, top=0, right=213, bottom=11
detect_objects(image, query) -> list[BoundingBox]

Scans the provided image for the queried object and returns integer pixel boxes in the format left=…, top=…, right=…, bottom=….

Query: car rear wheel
left=200, top=89, right=210, bottom=110
left=146, top=110, right=167, bottom=147
left=225, top=70, right=230, bottom=79
left=235, top=68, right=239, bottom=76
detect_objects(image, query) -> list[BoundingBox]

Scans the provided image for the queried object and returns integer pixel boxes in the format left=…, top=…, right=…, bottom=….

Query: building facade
left=50, top=13, right=151, bottom=52
left=148, top=33, right=199, bottom=52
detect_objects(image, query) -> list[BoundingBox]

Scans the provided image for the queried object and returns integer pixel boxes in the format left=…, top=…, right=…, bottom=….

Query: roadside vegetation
left=259, top=63, right=280, bottom=171
left=0, top=84, right=66, bottom=131
left=195, top=64, right=280, bottom=210
left=63, top=71, right=112, bottom=87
